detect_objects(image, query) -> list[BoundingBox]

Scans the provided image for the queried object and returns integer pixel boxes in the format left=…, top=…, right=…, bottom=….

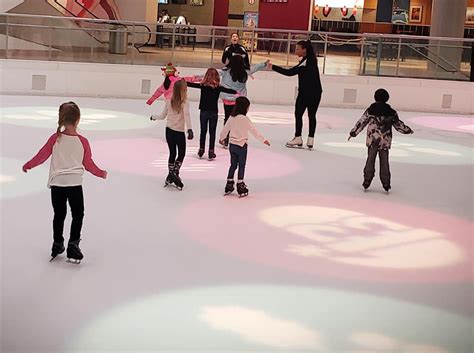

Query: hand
left=187, top=129, right=194, bottom=140
left=219, top=139, right=225, bottom=145
left=102, top=171, right=108, bottom=179
left=264, top=140, right=270, bottom=146
left=22, top=165, right=28, bottom=173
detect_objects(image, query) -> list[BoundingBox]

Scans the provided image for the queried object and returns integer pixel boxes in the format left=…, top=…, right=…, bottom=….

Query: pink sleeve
left=183, top=75, right=200, bottom=83
left=23, top=133, right=58, bottom=171
left=146, top=83, right=166, bottom=105
left=78, top=135, right=106, bottom=178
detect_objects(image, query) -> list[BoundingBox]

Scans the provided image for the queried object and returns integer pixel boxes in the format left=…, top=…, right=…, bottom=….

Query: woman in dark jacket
left=270, top=40, right=323, bottom=149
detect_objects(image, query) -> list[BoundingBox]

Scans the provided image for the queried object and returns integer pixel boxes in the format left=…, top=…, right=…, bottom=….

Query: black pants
left=199, top=110, right=218, bottom=151
left=294, top=93, right=322, bottom=138
left=364, top=146, right=391, bottom=186
left=227, top=143, right=248, bottom=180
left=223, top=104, right=234, bottom=124
left=51, top=186, right=84, bottom=244
left=166, top=127, right=186, bottom=164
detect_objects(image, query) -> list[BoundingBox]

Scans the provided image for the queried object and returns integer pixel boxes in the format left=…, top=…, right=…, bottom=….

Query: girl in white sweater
left=151, top=79, right=194, bottom=190
left=219, top=97, right=270, bottom=197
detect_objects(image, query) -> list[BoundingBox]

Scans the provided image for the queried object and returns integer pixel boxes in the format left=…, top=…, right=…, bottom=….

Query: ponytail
left=164, top=76, right=171, bottom=90
left=297, top=39, right=317, bottom=65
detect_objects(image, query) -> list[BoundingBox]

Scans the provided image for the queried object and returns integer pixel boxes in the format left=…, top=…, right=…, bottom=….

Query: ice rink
left=1, top=94, right=473, bottom=353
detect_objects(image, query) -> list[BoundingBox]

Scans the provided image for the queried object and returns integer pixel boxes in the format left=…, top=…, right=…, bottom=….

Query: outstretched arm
left=393, top=113, right=414, bottom=134
left=78, top=136, right=107, bottom=178
left=271, top=63, right=302, bottom=77
left=22, top=134, right=58, bottom=172
left=247, top=117, right=267, bottom=144
left=349, top=109, right=371, bottom=139
left=249, top=61, right=268, bottom=75
left=146, top=83, right=166, bottom=105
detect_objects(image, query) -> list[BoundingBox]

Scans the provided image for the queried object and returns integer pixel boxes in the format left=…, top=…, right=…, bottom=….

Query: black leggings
left=166, top=127, right=186, bottom=164
left=200, top=110, right=218, bottom=151
left=51, top=185, right=84, bottom=244
left=294, top=94, right=322, bottom=138
left=223, top=103, right=234, bottom=125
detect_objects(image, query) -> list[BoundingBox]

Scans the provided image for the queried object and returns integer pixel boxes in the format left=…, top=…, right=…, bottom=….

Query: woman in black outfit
left=222, top=33, right=250, bottom=70
left=187, top=68, right=236, bottom=160
left=270, top=40, right=323, bottom=149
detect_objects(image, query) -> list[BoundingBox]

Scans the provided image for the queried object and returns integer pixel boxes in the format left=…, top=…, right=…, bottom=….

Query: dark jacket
left=350, top=102, right=413, bottom=150
left=272, top=55, right=323, bottom=98
left=186, top=82, right=236, bottom=112
left=222, top=43, right=250, bottom=69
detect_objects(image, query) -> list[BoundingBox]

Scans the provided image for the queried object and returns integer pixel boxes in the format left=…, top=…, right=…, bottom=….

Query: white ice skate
left=306, top=137, right=314, bottom=150
left=286, top=136, right=303, bottom=149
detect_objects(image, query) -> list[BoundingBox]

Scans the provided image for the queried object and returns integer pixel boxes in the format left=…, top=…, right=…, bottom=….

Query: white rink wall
left=1, top=59, right=473, bottom=114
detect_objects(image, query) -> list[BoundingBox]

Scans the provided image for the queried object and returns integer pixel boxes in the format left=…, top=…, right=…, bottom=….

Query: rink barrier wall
left=1, top=59, right=473, bottom=114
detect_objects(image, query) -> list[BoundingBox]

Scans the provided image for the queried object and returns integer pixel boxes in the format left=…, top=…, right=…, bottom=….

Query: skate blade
left=286, top=144, right=303, bottom=149
left=238, top=193, right=248, bottom=198
left=49, top=256, right=59, bottom=262
left=66, top=258, right=81, bottom=264
left=224, top=191, right=233, bottom=196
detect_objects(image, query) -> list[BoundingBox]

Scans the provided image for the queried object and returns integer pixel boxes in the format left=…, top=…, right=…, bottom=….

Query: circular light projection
left=178, top=193, right=473, bottom=282
left=0, top=157, right=47, bottom=199
left=409, top=116, right=474, bottom=134
left=316, top=133, right=473, bottom=165
left=93, top=138, right=301, bottom=180
left=69, top=285, right=471, bottom=353
left=0, top=107, right=151, bottom=130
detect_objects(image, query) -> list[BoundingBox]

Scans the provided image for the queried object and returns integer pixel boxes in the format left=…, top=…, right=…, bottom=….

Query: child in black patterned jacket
left=348, top=89, right=413, bottom=192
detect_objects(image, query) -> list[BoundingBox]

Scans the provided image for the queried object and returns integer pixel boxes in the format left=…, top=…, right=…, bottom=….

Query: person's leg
left=379, top=149, right=391, bottom=189
left=166, top=127, right=177, bottom=165
left=176, top=131, right=186, bottom=163
left=199, top=110, right=209, bottom=151
left=223, top=104, right=234, bottom=125
left=307, top=93, right=322, bottom=138
left=237, top=144, right=248, bottom=181
left=208, top=112, right=218, bottom=152
left=227, top=144, right=239, bottom=180
left=51, top=186, right=67, bottom=245
left=68, top=186, right=84, bottom=244
left=363, top=146, right=378, bottom=187
left=294, top=95, right=306, bottom=137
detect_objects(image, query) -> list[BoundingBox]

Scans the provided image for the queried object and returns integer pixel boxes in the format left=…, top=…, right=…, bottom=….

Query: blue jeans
left=227, top=143, right=248, bottom=180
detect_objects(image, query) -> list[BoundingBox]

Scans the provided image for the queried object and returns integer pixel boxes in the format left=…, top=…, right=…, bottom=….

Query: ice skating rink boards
left=1, top=95, right=473, bottom=353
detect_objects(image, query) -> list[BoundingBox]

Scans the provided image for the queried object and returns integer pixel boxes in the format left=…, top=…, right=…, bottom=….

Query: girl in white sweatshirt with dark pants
left=219, top=97, right=270, bottom=197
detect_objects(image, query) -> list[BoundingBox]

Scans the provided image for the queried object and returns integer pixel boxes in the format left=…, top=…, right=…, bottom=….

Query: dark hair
left=57, top=101, right=80, bottom=135
left=296, top=39, right=317, bottom=66
left=231, top=96, right=251, bottom=117
left=227, top=55, right=247, bottom=83
left=230, top=32, right=239, bottom=39
left=163, top=76, right=171, bottom=90
left=374, top=88, right=390, bottom=103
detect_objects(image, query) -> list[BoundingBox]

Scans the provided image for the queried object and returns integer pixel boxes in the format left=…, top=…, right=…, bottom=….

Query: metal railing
left=0, top=13, right=472, bottom=81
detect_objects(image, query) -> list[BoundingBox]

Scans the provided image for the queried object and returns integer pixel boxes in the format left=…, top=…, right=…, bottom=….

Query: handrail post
left=5, top=15, right=9, bottom=59
left=359, top=35, right=365, bottom=75
left=131, top=24, right=135, bottom=65
left=48, top=23, right=52, bottom=61
left=435, top=39, right=440, bottom=79
left=171, top=24, right=176, bottom=62
left=323, top=34, right=328, bottom=74
left=210, top=27, right=215, bottom=66
left=250, top=27, right=255, bottom=65
left=396, top=37, right=402, bottom=77
left=286, top=32, right=291, bottom=67
left=375, top=37, right=382, bottom=76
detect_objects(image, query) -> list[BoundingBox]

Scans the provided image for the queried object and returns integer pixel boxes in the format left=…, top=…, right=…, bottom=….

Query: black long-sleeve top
left=187, top=82, right=237, bottom=112
left=272, top=56, right=323, bottom=98
left=222, top=43, right=251, bottom=70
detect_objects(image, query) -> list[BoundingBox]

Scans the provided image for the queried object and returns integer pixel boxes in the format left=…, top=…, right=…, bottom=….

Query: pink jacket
left=146, top=75, right=200, bottom=105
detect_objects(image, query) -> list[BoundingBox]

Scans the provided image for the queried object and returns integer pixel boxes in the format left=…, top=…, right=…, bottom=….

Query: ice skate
left=164, top=163, right=175, bottom=187
left=362, top=179, right=371, bottom=191
left=171, top=161, right=184, bottom=190
left=306, top=137, right=314, bottom=150
left=197, top=148, right=205, bottom=159
left=49, top=241, right=65, bottom=262
left=237, top=181, right=249, bottom=198
left=383, top=184, right=391, bottom=193
left=66, top=240, right=83, bottom=264
left=286, top=136, right=303, bottom=149
left=224, top=180, right=235, bottom=195
left=208, top=150, right=216, bottom=161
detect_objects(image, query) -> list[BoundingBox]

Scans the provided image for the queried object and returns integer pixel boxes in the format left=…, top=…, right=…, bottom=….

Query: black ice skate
left=383, top=184, right=391, bottom=193
left=197, top=148, right=205, bottom=159
left=224, top=180, right=235, bottom=195
left=171, top=161, right=184, bottom=190
left=164, top=163, right=175, bottom=187
left=208, top=150, right=216, bottom=161
left=66, top=240, right=83, bottom=264
left=49, top=241, right=65, bottom=262
left=362, top=179, right=371, bottom=191
left=237, top=181, right=249, bottom=198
